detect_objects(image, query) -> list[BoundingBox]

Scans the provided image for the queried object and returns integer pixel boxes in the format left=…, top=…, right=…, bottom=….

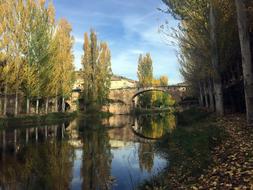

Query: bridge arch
left=131, top=87, right=168, bottom=100
left=131, top=87, right=171, bottom=109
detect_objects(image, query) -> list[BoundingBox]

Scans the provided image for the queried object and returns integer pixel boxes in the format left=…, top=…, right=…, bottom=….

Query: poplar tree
left=52, top=19, right=75, bottom=112
left=0, top=0, right=74, bottom=116
left=81, top=30, right=112, bottom=108
left=235, top=0, right=253, bottom=126
left=137, top=53, right=153, bottom=108
left=161, top=0, right=240, bottom=114
left=137, top=53, right=153, bottom=88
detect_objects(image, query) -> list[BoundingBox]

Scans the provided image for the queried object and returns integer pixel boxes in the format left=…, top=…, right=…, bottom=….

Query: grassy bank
left=133, top=107, right=174, bottom=115
left=77, top=110, right=113, bottom=119
left=140, top=108, right=226, bottom=189
left=0, top=112, right=78, bottom=128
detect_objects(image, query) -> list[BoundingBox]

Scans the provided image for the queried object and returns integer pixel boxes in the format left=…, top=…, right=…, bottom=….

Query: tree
left=161, top=0, right=240, bottom=114
left=50, top=19, right=74, bottom=113
left=81, top=30, right=112, bottom=108
left=151, top=76, right=175, bottom=108
left=0, top=0, right=26, bottom=116
left=235, top=0, right=253, bottom=126
left=137, top=53, right=153, bottom=108
left=137, top=53, right=153, bottom=88
left=210, top=0, right=224, bottom=115
left=0, top=0, right=74, bottom=116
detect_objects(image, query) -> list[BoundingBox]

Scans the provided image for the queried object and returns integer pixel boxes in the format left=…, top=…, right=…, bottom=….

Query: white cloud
left=56, top=0, right=182, bottom=83
left=111, top=49, right=139, bottom=79
left=74, top=36, right=83, bottom=44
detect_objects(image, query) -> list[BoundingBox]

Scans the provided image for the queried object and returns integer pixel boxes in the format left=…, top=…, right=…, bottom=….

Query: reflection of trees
left=0, top=139, right=75, bottom=190
left=136, top=113, right=176, bottom=139
left=138, top=143, right=154, bottom=173
left=136, top=114, right=176, bottom=173
left=80, top=119, right=112, bottom=190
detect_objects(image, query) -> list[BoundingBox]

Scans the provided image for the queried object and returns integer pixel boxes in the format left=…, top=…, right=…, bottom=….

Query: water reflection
left=0, top=113, right=176, bottom=190
left=0, top=129, right=75, bottom=190
left=79, top=121, right=112, bottom=190
left=133, top=113, right=176, bottom=139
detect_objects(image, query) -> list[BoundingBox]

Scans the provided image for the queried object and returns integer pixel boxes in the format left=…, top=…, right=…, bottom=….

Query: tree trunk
left=235, top=0, right=253, bottom=126
left=55, top=97, right=58, bottom=112
left=208, top=78, right=215, bottom=111
left=3, top=85, right=7, bottom=116
left=210, top=1, right=224, bottom=115
left=26, top=97, right=30, bottom=114
left=45, top=97, right=49, bottom=114
left=0, top=97, right=2, bottom=115
left=203, top=81, right=209, bottom=108
left=62, top=97, right=65, bottom=112
left=14, top=90, right=18, bottom=116
left=199, top=82, right=204, bottom=107
left=36, top=99, right=39, bottom=114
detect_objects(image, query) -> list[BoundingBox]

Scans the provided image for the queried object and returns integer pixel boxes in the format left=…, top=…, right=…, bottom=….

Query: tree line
left=0, top=0, right=75, bottom=116
left=137, top=53, right=175, bottom=108
left=161, top=0, right=253, bottom=126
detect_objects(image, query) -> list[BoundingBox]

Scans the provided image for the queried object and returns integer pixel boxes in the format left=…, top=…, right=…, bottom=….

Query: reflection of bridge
left=107, top=125, right=156, bottom=144
left=131, top=118, right=163, bottom=141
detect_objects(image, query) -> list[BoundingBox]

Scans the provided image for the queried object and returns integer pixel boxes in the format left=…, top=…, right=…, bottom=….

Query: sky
left=53, top=0, right=182, bottom=84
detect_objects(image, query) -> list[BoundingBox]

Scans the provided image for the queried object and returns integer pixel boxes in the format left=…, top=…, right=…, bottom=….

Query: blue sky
left=53, top=0, right=182, bottom=84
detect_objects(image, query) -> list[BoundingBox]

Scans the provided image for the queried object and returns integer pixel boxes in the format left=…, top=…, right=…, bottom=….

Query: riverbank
left=133, top=107, right=174, bottom=115
left=140, top=108, right=253, bottom=189
left=0, top=112, right=78, bottom=128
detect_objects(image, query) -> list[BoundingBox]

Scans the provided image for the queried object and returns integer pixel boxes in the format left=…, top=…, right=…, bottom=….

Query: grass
left=133, top=107, right=175, bottom=115
left=139, top=107, right=226, bottom=189
left=0, top=111, right=78, bottom=128
left=78, top=110, right=113, bottom=118
left=0, top=106, right=113, bottom=129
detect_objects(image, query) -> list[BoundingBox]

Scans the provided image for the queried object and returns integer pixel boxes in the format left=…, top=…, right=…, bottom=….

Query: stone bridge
left=67, top=85, right=188, bottom=114
left=103, top=85, right=188, bottom=114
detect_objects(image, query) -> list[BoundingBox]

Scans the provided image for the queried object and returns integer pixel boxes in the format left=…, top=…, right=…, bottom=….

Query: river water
left=0, top=113, right=176, bottom=190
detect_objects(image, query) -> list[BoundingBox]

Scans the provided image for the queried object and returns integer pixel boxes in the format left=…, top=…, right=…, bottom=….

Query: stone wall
left=102, top=103, right=131, bottom=115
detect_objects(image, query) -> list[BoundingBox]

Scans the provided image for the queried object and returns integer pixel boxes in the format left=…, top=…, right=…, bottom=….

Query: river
left=0, top=113, right=176, bottom=190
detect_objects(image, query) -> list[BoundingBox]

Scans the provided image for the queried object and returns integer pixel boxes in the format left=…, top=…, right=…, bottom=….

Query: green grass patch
left=78, top=110, right=113, bottom=119
left=0, top=112, right=77, bottom=128
left=134, top=107, right=175, bottom=115
left=139, top=108, right=226, bottom=189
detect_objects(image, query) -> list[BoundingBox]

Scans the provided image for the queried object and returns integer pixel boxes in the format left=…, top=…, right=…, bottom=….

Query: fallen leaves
left=191, top=115, right=253, bottom=189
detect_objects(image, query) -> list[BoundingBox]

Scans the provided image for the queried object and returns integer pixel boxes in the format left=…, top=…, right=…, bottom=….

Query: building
left=110, top=75, right=137, bottom=89
left=73, top=71, right=137, bottom=91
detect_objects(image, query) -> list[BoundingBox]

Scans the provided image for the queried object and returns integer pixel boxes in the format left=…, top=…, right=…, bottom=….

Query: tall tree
left=161, top=0, right=239, bottom=114
left=0, top=0, right=74, bottom=116
left=210, top=0, right=224, bottom=115
left=81, top=30, right=112, bottom=108
left=235, top=0, right=253, bottom=126
left=137, top=53, right=153, bottom=88
left=137, top=53, right=153, bottom=108
left=52, top=19, right=75, bottom=112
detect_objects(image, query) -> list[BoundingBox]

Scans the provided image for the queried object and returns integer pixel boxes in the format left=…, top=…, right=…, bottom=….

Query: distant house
left=73, top=71, right=137, bottom=91
left=110, top=75, right=137, bottom=89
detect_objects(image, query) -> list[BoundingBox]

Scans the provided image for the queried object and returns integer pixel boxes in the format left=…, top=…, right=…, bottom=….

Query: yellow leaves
left=138, top=53, right=153, bottom=88
left=0, top=0, right=74, bottom=99
left=38, top=0, right=46, bottom=7
left=47, top=2, right=55, bottom=25
left=80, top=30, right=112, bottom=104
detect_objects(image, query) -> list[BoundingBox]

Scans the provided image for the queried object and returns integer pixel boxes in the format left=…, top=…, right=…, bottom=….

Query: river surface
left=0, top=113, right=176, bottom=190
